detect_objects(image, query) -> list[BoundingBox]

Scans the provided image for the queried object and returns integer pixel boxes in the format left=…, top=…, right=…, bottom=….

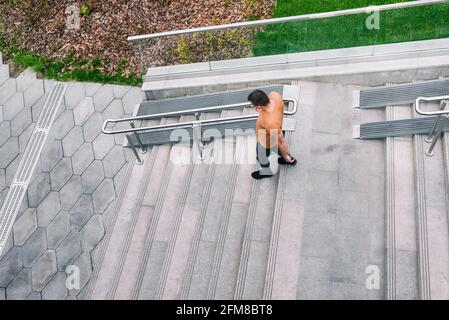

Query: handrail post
left=125, top=134, right=144, bottom=165
left=192, top=122, right=206, bottom=160
left=425, top=100, right=448, bottom=143
left=130, top=121, right=147, bottom=154
left=426, top=116, right=447, bottom=156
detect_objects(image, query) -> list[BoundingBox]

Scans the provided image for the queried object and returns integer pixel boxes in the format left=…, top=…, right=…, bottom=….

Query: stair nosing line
left=234, top=177, right=259, bottom=300
left=413, top=133, right=431, bottom=300
left=385, top=105, right=397, bottom=300
left=262, top=131, right=291, bottom=300
left=206, top=110, right=247, bottom=300
left=155, top=114, right=209, bottom=300
left=107, top=121, right=160, bottom=300
left=179, top=158, right=217, bottom=300
left=130, top=144, right=175, bottom=299
left=179, top=110, right=226, bottom=300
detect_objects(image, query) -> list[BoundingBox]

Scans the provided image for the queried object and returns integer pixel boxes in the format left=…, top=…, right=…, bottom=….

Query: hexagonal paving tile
left=68, top=253, right=92, bottom=296
left=59, top=175, right=83, bottom=211
left=0, top=168, right=5, bottom=191
left=42, top=272, right=68, bottom=300
left=5, top=155, right=20, bottom=186
left=0, top=121, right=11, bottom=147
left=62, top=126, right=84, bottom=157
left=69, top=194, right=94, bottom=231
left=50, top=158, right=73, bottom=191
left=84, top=83, right=101, bottom=97
left=22, top=228, right=47, bottom=268
left=16, top=69, right=36, bottom=92
left=37, top=191, right=61, bottom=227
left=27, top=172, right=51, bottom=208
left=13, top=208, right=37, bottom=246
left=56, top=230, right=82, bottom=271
left=31, top=250, right=57, bottom=292
left=92, top=85, right=113, bottom=112
left=0, top=137, right=19, bottom=169
left=112, top=85, right=131, bottom=99
left=73, top=97, right=94, bottom=126
left=26, top=291, right=42, bottom=300
left=50, top=110, right=74, bottom=140
left=31, top=94, right=45, bottom=123
left=102, top=99, right=124, bottom=121
left=0, top=78, right=16, bottom=105
left=11, top=107, right=32, bottom=137
left=82, top=112, right=103, bottom=143
left=40, top=139, right=63, bottom=173
left=19, top=123, right=35, bottom=153
left=102, top=145, right=125, bottom=178
left=92, top=133, right=115, bottom=160
left=6, top=268, right=32, bottom=300
left=47, top=210, right=71, bottom=249
left=71, top=143, right=94, bottom=175
left=80, top=214, right=105, bottom=253
left=0, top=246, right=23, bottom=287
left=81, top=160, right=104, bottom=194
left=3, top=92, right=24, bottom=121
left=64, top=82, right=85, bottom=109
left=92, top=178, right=115, bottom=213
left=23, top=80, right=44, bottom=108
left=122, top=87, right=144, bottom=115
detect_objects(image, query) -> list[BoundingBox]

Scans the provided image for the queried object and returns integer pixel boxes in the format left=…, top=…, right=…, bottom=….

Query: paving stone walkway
left=0, top=65, right=143, bottom=299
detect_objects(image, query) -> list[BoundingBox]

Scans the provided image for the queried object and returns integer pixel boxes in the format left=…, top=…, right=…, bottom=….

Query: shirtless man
left=248, top=89, right=297, bottom=180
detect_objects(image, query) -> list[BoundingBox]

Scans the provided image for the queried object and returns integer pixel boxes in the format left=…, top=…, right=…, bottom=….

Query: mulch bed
left=0, top=0, right=274, bottom=76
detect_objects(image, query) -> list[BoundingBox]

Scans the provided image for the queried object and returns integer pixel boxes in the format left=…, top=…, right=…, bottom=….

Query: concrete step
left=385, top=104, right=419, bottom=300
left=104, top=118, right=177, bottom=300
left=154, top=111, right=224, bottom=300
left=131, top=115, right=199, bottom=300
left=207, top=109, right=257, bottom=300
left=181, top=109, right=251, bottom=300
left=112, top=120, right=175, bottom=300
left=295, top=81, right=386, bottom=299
left=86, top=119, right=162, bottom=300
left=261, top=80, right=306, bottom=300
left=413, top=106, right=449, bottom=299
left=230, top=137, right=278, bottom=300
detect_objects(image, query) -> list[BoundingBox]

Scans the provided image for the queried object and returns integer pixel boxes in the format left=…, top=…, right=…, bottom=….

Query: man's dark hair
left=248, top=90, right=270, bottom=107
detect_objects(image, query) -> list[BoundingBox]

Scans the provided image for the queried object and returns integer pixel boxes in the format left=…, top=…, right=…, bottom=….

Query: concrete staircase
left=363, top=81, right=449, bottom=300
left=84, top=63, right=449, bottom=300
left=83, top=76, right=395, bottom=300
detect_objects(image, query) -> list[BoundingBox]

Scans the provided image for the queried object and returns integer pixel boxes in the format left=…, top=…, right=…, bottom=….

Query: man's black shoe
left=251, top=170, right=273, bottom=180
left=278, top=155, right=297, bottom=166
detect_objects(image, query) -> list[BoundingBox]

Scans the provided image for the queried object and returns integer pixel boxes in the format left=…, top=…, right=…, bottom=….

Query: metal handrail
left=415, top=95, right=449, bottom=156
left=415, top=95, right=449, bottom=116
left=102, top=98, right=297, bottom=135
left=127, top=0, right=449, bottom=41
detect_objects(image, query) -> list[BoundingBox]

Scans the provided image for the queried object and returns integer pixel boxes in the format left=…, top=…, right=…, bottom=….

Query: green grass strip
left=253, top=1, right=449, bottom=56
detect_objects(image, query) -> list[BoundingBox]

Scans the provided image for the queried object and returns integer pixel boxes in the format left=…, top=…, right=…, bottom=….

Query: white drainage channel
left=0, top=82, right=67, bottom=257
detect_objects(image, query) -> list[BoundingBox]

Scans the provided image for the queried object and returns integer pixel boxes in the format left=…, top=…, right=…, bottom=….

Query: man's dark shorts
left=256, top=131, right=285, bottom=168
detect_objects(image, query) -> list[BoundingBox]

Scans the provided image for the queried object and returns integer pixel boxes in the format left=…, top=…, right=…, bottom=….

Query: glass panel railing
left=129, top=1, right=449, bottom=71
